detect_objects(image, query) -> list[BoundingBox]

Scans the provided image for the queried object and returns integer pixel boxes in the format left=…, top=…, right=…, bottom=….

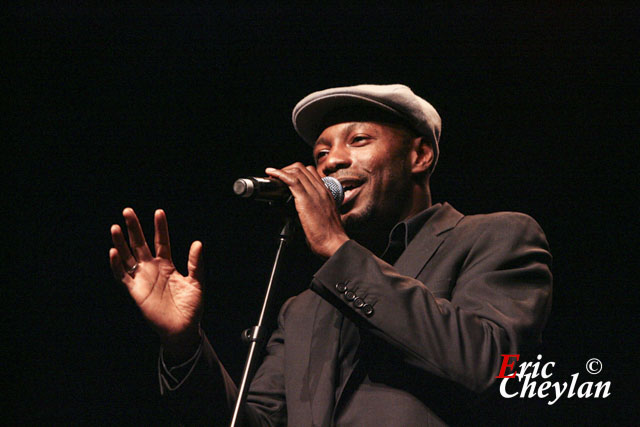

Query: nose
left=320, top=144, right=352, bottom=176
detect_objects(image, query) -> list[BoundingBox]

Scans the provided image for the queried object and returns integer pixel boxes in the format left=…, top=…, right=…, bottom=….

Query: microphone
left=233, top=176, right=344, bottom=206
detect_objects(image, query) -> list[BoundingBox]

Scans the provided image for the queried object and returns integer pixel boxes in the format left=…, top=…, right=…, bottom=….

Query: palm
left=128, top=258, right=202, bottom=335
left=109, top=208, right=204, bottom=339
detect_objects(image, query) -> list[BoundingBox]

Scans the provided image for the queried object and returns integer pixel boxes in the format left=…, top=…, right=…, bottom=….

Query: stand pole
left=230, top=217, right=295, bottom=427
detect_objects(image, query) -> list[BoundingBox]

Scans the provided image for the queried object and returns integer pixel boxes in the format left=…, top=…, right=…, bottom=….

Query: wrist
left=325, top=235, right=349, bottom=258
left=161, top=325, right=202, bottom=364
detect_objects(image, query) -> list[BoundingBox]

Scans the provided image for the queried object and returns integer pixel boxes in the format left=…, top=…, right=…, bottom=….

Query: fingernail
left=265, top=167, right=275, bottom=173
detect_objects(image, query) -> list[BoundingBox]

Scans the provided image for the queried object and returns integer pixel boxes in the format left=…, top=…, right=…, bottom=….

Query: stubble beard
left=342, top=179, right=412, bottom=252
left=339, top=152, right=414, bottom=251
left=342, top=202, right=376, bottom=236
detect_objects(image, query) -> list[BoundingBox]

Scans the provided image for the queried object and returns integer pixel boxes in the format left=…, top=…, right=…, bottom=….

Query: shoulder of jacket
left=455, top=210, right=543, bottom=235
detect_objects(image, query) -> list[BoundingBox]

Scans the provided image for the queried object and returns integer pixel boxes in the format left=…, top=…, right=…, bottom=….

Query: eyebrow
left=314, top=122, right=369, bottom=147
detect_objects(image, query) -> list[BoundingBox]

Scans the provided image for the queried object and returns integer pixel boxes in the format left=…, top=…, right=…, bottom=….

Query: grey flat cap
left=292, top=83, right=442, bottom=170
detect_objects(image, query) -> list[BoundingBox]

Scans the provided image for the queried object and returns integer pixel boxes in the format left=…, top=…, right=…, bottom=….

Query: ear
left=409, top=136, right=434, bottom=175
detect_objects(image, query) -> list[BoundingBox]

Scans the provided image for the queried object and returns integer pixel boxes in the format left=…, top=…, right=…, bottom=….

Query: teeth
left=339, top=181, right=361, bottom=193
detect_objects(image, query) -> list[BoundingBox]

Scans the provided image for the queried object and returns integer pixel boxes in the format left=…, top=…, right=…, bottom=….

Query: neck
left=399, top=182, right=431, bottom=222
left=349, top=185, right=431, bottom=256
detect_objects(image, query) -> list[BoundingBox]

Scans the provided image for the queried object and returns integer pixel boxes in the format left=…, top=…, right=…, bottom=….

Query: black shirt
left=380, top=203, right=442, bottom=265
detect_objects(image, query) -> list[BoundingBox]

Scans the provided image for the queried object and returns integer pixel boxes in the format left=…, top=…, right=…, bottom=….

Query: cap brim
left=293, top=93, right=407, bottom=146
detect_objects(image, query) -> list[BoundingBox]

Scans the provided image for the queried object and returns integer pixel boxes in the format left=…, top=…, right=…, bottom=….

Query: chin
left=341, top=206, right=374, bottom=235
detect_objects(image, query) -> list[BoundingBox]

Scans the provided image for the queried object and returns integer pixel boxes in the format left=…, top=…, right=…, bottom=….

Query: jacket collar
left=393, top=202, right=464, bottom=278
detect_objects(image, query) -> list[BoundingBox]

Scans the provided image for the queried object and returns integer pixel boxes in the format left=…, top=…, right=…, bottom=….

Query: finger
left=281, top=162, right=316, bottom=177
left=305, top=165, right=335, bottom=199
left=111, top=224, right=137, bottom=269
left=285, top=163, right=325, bottom=190
left=187, top=241, right=204, bottom=284
left=266, top=164, right=317, bottom=198
left=122, top=207, right=153, bottom=261
left=154, top=209, right=172, bottom=260
left=109, top=248, right=133, bottom=289
left=267, top=167, right=323, bottom=213
left=285, top=164, right=330, bottom=203
left=305, top=164, right=323, bottom=181
left=265, top=167, right=288, bottom=183
left=266, top=162, right=310, bottom=183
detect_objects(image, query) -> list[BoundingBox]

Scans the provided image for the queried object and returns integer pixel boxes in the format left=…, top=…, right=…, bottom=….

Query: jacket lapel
left=394, top=203, right=463, bottom=277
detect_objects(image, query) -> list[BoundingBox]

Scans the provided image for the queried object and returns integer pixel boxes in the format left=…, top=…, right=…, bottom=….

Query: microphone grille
left=322, top=177, right=344, bottom=206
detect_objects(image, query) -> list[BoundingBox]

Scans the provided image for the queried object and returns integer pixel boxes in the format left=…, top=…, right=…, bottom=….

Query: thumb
left=187, top=240, right=204, bottom=283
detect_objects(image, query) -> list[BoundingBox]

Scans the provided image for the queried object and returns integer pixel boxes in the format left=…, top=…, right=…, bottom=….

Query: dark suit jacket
left=163, top=203, right=553, bottom=426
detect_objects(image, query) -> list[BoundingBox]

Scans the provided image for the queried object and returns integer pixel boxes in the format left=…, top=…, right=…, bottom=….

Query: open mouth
left=338, top=178, right=364, bottom=207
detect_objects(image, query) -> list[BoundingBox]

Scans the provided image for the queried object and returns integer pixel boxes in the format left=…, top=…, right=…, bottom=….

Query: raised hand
left=109, top=208, right=203, bottom=357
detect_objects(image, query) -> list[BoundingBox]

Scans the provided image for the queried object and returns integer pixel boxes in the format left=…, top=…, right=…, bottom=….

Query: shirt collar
left=381, top=203, right=442, bottom=264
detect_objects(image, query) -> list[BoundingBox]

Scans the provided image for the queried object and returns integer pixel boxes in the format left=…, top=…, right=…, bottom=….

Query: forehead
left=313, top=104, right=413, bottom=141
left=314, top=121, right=410, bottom=146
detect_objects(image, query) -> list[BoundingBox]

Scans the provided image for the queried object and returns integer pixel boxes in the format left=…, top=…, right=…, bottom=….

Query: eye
left=315, top=149, right=329, bottom=161
left=350, top=135, right=371, bottom=145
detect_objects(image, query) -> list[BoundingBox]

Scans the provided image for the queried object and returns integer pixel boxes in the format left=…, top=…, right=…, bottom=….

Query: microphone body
left=234, top=176, right=344, bottom=206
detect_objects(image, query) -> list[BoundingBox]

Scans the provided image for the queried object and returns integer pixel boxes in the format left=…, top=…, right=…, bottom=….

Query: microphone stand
left=230, top=213, right=295, bottom=427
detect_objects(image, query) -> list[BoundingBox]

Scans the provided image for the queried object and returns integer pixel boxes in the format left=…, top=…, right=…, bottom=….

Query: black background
left=5, top=2, right=637, bottom=425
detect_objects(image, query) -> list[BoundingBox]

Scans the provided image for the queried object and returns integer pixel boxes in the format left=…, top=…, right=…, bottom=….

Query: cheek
left=354, top=151, right=377, bottom=173
left=378, top=155, right=410, bottom=182
left=359, top=151, right=395, bottom=174
left=356, top=148, right=409, bottom=190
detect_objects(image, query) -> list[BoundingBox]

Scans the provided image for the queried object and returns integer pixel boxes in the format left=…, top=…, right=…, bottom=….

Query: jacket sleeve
left=160, top=298, right=295, bottom=426
left=310, top=213, right=552, bottom=393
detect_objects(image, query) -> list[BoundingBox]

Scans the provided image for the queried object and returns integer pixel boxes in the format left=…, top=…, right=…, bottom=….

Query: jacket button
left=335, top=282, right=348, bottom=293
left=344, top=290, right=356, bottom=301
left=353, top=297, right=365, bottom=308
left=362, top=304, right=374, bottom=316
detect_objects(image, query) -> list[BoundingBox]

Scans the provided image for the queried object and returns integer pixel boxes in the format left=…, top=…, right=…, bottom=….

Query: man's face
left=313, top=121, right=416, bottom=233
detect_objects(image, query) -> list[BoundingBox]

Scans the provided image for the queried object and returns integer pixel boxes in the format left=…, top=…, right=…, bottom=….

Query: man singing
left=109, top=84, right=552, bottom=425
